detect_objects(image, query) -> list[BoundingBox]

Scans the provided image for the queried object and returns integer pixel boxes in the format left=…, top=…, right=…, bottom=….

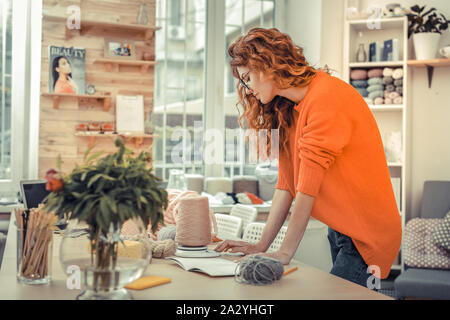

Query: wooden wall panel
left=39, top=0, right=157, bottom=178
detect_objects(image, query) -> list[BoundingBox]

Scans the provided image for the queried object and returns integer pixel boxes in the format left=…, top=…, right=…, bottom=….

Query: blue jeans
left=327, top=227, right=375, bottom=289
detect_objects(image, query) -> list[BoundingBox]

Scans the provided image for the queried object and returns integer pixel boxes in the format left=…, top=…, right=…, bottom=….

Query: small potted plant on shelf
left=44, top=137, right=168, bottom=300
left=407, top=5, right=450, bottom=60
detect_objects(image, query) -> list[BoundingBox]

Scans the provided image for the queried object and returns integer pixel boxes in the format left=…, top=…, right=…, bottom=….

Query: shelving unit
left=41, top=92, right=112, bottom=111
left=93, top=58, right=158, bottom=74
left=75, top=132, right=157, bottom=148
left=344, top=11, right=409, bottom=273
left=39, top=0, right=159, bottom=179
left=44, top=14, right=161, bottom=40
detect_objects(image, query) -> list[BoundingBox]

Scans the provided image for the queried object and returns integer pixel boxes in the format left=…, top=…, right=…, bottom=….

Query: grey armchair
left=394, top=181, right=450, bottom=300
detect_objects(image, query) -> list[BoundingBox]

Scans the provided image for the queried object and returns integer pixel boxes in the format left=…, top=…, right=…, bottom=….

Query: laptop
left=19, top=180, right=51, bottom=209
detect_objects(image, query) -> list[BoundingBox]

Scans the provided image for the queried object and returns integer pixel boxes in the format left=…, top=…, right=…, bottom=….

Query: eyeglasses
left=239, top=72, right=251, bottom=91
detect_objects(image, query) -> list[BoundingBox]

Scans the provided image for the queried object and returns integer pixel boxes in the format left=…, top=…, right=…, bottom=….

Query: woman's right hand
left=214, top=240, right=262, bottom=255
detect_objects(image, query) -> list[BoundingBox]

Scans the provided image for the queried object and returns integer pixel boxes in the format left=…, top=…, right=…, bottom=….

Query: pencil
left=283, top=266, right=298, bottom=276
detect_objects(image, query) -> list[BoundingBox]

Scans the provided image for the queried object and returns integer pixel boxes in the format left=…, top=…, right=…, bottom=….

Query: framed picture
left=104, top=38, right=136, bottom=59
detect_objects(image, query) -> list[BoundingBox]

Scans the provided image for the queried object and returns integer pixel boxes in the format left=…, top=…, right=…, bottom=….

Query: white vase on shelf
left=413, top=32, right=441, bottom=60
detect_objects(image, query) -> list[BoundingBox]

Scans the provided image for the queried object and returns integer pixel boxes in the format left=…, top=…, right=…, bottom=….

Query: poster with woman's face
left=48, top=46, right=86, bottom=94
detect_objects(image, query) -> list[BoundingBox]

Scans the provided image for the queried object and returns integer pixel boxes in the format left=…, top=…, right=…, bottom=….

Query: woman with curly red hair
left=215, top=28, right=402, bottom=289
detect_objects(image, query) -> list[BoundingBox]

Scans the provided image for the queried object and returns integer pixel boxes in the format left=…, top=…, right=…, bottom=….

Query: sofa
left=394, top=181, right=450, bottom=299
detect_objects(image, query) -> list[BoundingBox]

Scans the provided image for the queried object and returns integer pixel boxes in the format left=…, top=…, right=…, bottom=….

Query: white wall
left=285, top=0, right=323, bottom=67
left=293, top=0, right=450, bottom=221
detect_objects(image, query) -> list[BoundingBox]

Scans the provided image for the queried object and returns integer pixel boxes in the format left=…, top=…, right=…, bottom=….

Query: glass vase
left=59, top=220, right=152, bottom=300
left=356, top=43, right=367, bottom=62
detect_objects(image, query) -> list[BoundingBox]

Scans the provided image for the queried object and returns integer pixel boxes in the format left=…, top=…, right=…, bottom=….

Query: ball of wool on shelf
left=394, top=96, right=403, bottom=105
left=395, top=86, right=403, bottom=95
left=368, top=68, right=383, bottom=78
left=383, top=76, right=393, bottom=85
left=351, top=79, right=368, bottom=88
left=350, top=69, right=368, bottom=80
left=394, top=79, right=403, bottom=86
left=364, top=98, right=374, bottom=105
left=386, top=84, right=395, bottom=93
left=367, top=84, right=384, bottom=93
left=392, top=68, right=403, bottom=80
left=385, top=98, right=393, bottom=104
left=356, top=88, right=369, bottom=97
left=368, top=90, right=384, bottom=100
left=368, top=77, right=383, bottom=86
left=374, top=97, right=384, bottom=105
left=383, top=68, right=394, bottom=77
left=384, top=90, right=390, bottom=98
left=389, top=91, right=400, bottom=100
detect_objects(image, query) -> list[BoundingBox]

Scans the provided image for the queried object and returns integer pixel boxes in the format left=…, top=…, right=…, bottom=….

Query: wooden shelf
left=349, top=61, right=404, bottom=68
left=44, top=14, right=161, bottom=40
left=369, top=104, right=404, bottom=112
left=407, top=58, right=450, bottom=68
left=347, top=16, right=406, bottom=31
left=94, top=58, right=158, bottom=74
left=407, top=59, right=450, bottom=88
left=41, top=93, right=112, bottom=111
left=75, top=132, right=157, bottom=148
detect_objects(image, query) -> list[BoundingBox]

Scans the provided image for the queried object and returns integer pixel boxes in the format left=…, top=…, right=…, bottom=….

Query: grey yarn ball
left=157, top=225, right=177, bottom=241
left=234, top=255, right=284, bottom=286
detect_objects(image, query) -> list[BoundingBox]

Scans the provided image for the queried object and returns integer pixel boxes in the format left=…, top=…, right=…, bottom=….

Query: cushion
left=433, top=211, right=450, bottom=251
left=404, top=218, right=450, bottom=269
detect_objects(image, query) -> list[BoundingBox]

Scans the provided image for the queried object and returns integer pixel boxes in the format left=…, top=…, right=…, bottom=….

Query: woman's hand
left=214, top=240, right=262, bottom=255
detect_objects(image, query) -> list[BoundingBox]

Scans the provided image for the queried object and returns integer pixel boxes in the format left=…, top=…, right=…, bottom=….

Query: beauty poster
left=48, top=46, right=86, bottom=94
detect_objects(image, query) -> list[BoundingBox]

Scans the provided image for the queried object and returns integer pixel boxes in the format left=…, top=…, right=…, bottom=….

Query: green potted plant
left=407, top=5, right=450, bottom=60
left=44, top=137, right=168, bottom=300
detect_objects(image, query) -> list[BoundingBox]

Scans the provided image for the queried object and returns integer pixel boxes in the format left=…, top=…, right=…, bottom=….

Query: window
left=0, top=0, right=12, bottom=182
left=223, top=0, right=275, bottom=178
left=153, top=0, right=206, bottom=180
left=153, top=0, right=277, bottom=181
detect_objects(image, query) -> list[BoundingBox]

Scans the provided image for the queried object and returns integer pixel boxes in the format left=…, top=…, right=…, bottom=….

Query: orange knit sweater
left=276, top=71, right=402, bottom=279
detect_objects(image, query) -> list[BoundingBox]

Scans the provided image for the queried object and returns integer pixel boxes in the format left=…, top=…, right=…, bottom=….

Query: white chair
left=230, top=204, right=257, bottom=237
left=242, top=222, right=287, bottom=253
left=214, top=213, right=243, bottom=240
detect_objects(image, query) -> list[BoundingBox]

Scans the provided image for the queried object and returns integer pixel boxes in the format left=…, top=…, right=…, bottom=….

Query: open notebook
left=166, top=257, right=238, bottom=277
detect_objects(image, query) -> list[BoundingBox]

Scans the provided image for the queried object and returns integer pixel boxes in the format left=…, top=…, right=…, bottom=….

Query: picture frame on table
left=104, top=38, right=136, bottom=60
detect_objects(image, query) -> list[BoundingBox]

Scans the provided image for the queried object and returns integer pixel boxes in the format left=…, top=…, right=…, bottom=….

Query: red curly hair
left=228, top=27, right=318, bottom=158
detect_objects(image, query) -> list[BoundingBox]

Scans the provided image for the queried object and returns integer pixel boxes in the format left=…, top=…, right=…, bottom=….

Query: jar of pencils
left=14, top=207, right=57, bottom=285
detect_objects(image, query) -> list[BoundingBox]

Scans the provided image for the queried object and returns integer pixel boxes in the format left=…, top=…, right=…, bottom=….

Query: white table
left=0, top=213, right=392, bottom=300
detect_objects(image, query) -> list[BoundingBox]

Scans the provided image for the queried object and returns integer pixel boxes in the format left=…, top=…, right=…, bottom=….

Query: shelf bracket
left=426, top=65, right=434, bottom=89
left=52, top=96, right=60, bottom=109
left=103, top=97, right=111, bottom=111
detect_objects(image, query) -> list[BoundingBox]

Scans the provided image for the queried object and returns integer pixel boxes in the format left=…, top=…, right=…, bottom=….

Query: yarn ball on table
left=234, top=255, right=285, bottom=286
left=157, top=225, right=177, bottom=241
left=149, top=239, right=177, bottom=258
